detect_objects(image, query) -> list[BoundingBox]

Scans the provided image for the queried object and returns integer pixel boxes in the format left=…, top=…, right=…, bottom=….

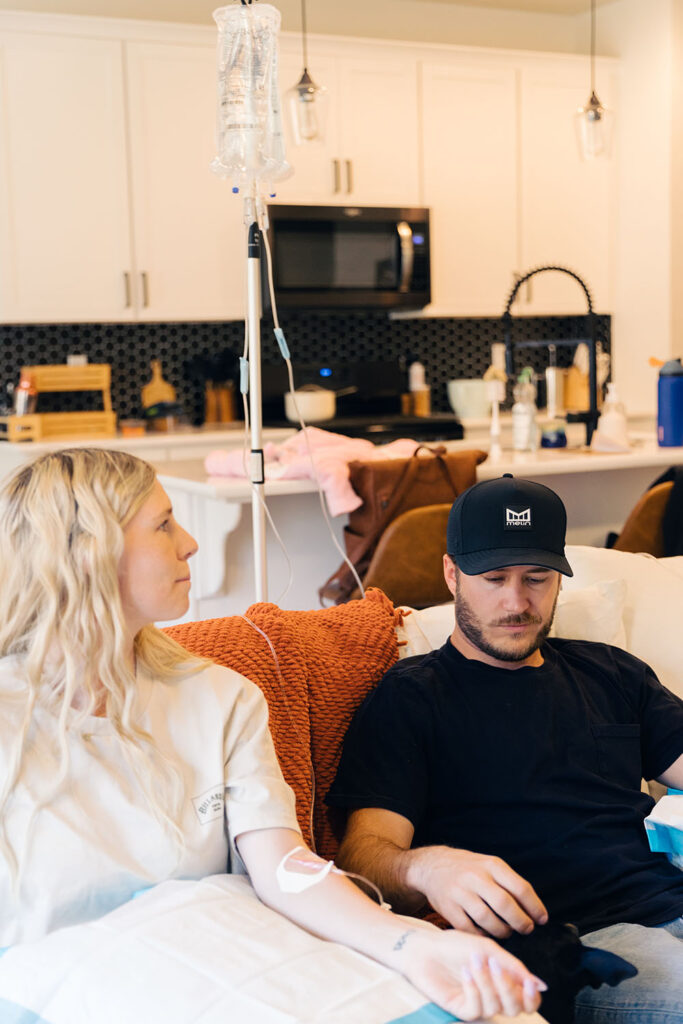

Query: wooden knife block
left=205, top=381, right=236, bottom=424
left=1, top=364, right=116, bottom=442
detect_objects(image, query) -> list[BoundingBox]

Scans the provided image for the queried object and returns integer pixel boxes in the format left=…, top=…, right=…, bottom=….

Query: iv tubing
left=259, top=216, right=365, bottom=601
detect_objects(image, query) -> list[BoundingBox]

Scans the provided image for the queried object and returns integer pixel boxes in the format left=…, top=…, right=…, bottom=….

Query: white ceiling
left=0, top=0, right=618, bottom=54
left=414, top=0, right=613, bottom=10
left=0, top=0, right=616, bottom=15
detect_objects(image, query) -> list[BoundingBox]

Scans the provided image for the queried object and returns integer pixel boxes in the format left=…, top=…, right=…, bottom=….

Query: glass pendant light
left=575, top=0, right=613, bottom=159
left=286, top=0, right=328, bottom=144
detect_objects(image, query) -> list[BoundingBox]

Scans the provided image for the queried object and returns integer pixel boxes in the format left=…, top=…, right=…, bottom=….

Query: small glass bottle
left=596, top=381, right=629, bottom=447
left=512, top=367, right=538, bottom=452
left=409, top=359, right=431, bottom=417
left=13, top=373, right=37, bottom=416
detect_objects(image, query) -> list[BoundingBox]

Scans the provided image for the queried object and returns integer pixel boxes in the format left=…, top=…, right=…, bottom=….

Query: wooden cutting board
left=142, top=359, right=176, bottom=408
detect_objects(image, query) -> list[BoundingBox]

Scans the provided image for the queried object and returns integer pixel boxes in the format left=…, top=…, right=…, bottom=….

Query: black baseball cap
left=447, top=474, right=573, bottom=576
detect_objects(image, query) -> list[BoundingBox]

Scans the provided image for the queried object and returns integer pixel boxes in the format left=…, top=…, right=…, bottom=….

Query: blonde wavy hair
left=0, top=448, right=206, bottom=882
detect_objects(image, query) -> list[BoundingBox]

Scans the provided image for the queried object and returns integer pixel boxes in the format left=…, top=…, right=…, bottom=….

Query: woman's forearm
left=235, top=827, right=545, bottom=1022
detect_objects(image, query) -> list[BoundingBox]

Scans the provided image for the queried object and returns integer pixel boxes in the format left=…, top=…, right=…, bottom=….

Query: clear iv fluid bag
left=211, top=4, right=292, bottom=193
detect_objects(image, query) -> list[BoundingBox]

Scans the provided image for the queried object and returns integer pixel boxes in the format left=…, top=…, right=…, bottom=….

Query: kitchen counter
left=154, top=433, right=683, bottom=622
left=478, top=437, right=683, bottom=478
left=0, top=424, right=295, bottom=475
left=157, top=436, right=682, bottom=494
left=2, top=422, right=680, bottom=620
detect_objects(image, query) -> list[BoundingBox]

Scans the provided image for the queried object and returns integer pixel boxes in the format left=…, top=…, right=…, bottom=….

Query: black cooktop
left=264, top=412, right=464, bottom=443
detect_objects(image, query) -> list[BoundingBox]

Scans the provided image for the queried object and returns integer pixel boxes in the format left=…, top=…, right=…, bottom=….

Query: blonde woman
left=0, top=448, right=544, bottom=1021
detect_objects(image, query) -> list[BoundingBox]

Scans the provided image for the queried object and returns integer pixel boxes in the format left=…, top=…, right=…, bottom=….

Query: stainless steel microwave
left=264, top=205, right=431, bottom=311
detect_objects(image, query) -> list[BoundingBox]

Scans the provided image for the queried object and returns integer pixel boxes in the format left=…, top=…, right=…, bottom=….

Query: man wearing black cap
left=328, top=475, right=683, bottom=1022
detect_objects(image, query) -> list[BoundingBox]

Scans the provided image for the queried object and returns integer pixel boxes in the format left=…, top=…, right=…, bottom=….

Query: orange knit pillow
left=164, top=588, right=398, bottom=858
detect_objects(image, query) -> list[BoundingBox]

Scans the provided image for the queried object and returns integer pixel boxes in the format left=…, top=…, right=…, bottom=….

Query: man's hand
left=409, top=846, right=548, bottom=939
left=338, top=808, right=548, bottom=939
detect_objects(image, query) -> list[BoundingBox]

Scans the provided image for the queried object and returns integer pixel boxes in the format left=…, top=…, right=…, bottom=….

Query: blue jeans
left=574, top=916, right=683, bottom=1023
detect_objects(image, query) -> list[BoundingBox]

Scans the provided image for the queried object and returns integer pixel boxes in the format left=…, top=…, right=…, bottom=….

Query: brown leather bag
left=319, top=445, right=487, bottom=604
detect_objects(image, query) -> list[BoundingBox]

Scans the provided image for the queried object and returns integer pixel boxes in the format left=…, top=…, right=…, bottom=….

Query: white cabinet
left=0, top=27, right=246, bottom=324
left=0, top=14, right=618, bottom=323
left=422, top=60, right=518, bottom=316
left=421, top=52, right=617, bottom=317
left=125, top=41, right=245, bottom=321
left=517, top=61, right=616, bottom=315
left=0, top=32, right=133, bottom=322
left=273, top=44, right=421, bottom=207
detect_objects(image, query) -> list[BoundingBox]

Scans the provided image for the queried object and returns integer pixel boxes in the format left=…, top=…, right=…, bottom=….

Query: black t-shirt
left=327, top=638, right=683, bottom=934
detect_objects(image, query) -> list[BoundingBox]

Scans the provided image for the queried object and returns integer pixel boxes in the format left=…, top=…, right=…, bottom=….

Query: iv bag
left=211, top=3, right=292, bottom=193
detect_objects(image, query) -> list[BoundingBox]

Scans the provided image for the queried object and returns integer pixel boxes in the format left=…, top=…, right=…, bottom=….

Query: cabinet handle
left=345, top=159, right=353, bottom=194
left=141, top=271, right=150, bottom=308
left=123, top=271, right=131, bottom=308
left=332, top=159, right=341, bottom=194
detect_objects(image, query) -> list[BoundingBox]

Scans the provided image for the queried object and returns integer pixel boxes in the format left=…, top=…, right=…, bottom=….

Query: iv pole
left=213, top=1, right=296, bottom=603
left=246, top=210, right=268, bottom=600
left=213, top=4, right=362, bottom=609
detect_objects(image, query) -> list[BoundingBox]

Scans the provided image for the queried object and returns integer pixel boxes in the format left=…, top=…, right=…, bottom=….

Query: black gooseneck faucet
left=502, top=265, right=600, bottom=446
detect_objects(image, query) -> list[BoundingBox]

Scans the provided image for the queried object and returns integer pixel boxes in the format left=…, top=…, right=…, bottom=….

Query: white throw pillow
left=661, top=556, right=683, bottom=582
left=396, top=603, right=453, bottom=658
left=550, top=578, right=628, bottom=648
left=563, top=546, right=683, bottom=699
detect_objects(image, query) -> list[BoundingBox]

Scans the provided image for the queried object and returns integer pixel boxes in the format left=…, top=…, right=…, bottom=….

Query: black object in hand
left=499, top=921, right=637, bottom=1024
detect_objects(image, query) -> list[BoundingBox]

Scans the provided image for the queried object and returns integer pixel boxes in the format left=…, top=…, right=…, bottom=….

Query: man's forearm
left=337, top=829, right=444, bottom=914
left=337, top=829, right=548, bottom=938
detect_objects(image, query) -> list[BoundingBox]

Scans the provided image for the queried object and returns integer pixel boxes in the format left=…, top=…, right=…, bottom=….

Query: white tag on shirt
left=192, top=785, right=225, bottom=824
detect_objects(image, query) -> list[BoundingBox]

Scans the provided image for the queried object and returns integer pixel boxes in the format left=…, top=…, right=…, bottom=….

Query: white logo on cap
left=505, top=507, right=531, bottom=527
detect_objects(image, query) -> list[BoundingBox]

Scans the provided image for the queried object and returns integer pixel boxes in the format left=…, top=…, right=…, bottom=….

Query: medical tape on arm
left=276, top=845, right=391, bottom=909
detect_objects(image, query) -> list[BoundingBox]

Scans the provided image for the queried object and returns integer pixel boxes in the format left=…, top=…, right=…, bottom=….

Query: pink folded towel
left=204, top=427, right=421, bottom=516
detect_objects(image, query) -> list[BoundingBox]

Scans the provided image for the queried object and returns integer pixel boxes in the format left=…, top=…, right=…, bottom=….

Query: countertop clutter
left=0, top=414, right=676, bottom=476
left=153, top=428, right=683, bottom=622
left=0, top=409, right=681, bottom=621
left=154, top=433, right=683, bottom=497
left=0, top=363, right=116, bottom=443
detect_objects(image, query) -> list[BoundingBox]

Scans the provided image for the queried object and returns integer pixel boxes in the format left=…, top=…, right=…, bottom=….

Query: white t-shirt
left=0, top=657, right=300, bottom=945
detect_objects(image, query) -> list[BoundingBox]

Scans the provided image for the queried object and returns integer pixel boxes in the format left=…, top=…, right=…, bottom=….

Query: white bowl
left=284, top=387, right=336, bottom=423
left=447, top=379, right=491, bottom=419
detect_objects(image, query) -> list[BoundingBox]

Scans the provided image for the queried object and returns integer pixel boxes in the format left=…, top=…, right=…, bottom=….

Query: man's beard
left=455, top=587, right=558, bottom=663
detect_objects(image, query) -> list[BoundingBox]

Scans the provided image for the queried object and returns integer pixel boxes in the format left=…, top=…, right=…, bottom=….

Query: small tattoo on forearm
left=393, top=929, right=416, bottom=951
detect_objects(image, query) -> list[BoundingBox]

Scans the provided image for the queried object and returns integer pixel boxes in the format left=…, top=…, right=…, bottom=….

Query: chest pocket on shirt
left=591, top=723, right=642, bottom=787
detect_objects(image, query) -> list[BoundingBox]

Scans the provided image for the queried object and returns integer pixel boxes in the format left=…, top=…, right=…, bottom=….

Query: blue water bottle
left=658, top=358, right=683, bottom=446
